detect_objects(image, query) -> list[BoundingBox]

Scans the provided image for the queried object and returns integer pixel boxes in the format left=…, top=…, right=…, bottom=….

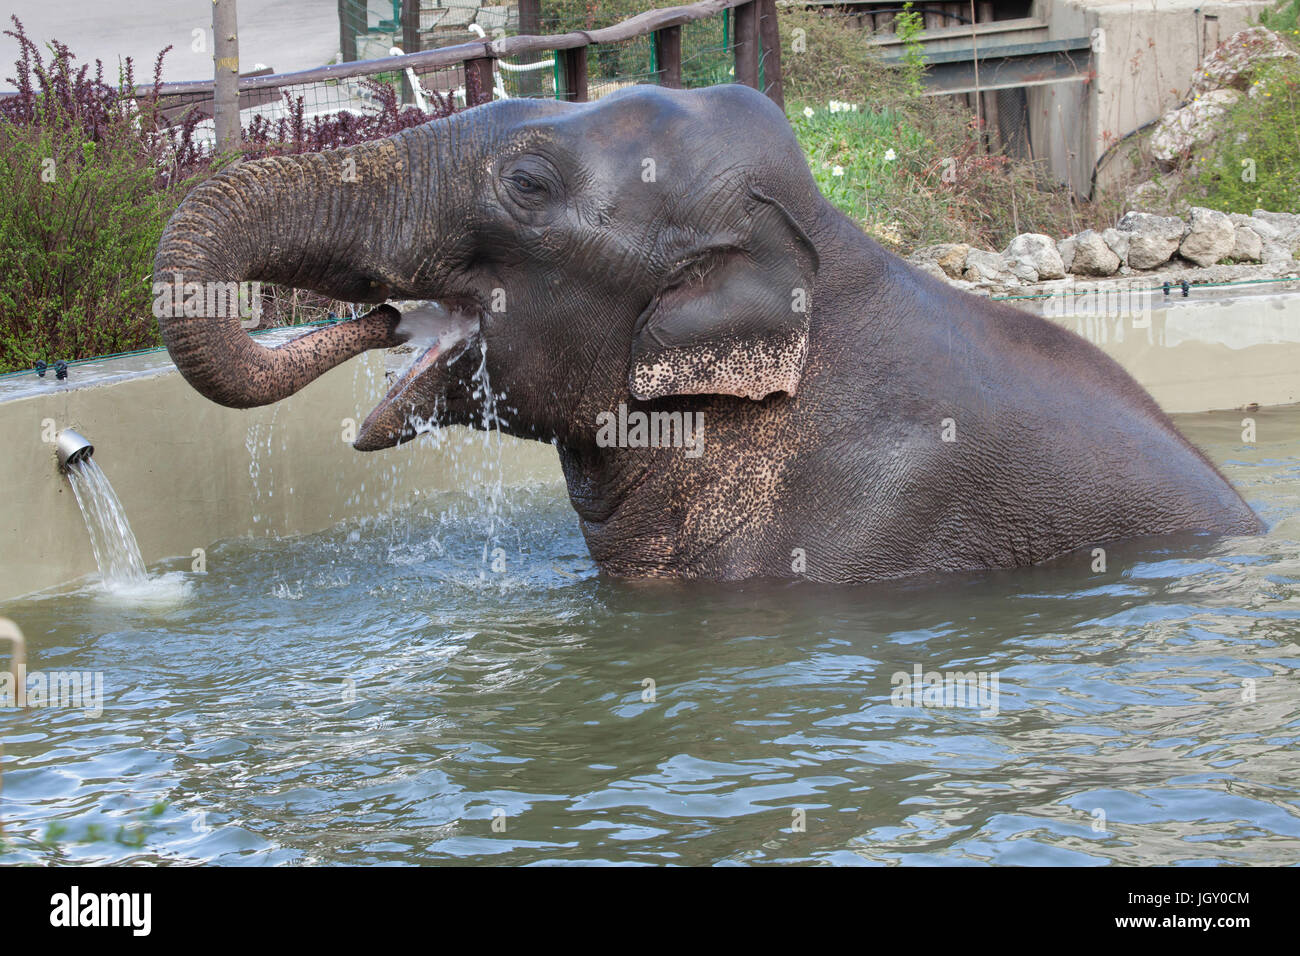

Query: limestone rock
left=913, top=259, right=949, bottom=282
left=1057, top=236, right=1076, bottom=274
left=936, top=244, right=971, bottom=278
left=1102, top=228, right=1130, bottom=265
left=1117, top=212, right=1187, bottom=269
left=1150, top=89, right=1240, bottom=163
left=1231, top=211, right=1275, bottom=239
left=1230, top=224, right=1263, bottom=262
left=911, top=243, right=971, bottom=279
left=1261, top=240, right=1295, bottom=264
left=1191, top=27, right=1298, bottom=94
left=963, top=249, right=1008, bottom=283
left=1003, top=233, right=1065, bottom=282
left=1252, top=210, right=1300, bottom=245
left=1179, top=206, right=1236, bottom=267
left=1070, top=230, right=1121, bottom=276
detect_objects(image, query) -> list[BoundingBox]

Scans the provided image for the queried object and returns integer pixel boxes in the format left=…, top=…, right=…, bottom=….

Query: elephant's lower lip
left=353, top=304, right=480, bottom=452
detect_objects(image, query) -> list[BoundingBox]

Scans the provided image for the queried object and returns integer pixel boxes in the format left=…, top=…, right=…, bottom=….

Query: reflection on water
left=1, top=407, right=1298, bottom=865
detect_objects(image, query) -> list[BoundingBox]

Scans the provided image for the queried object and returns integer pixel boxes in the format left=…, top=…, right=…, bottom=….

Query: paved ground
left=2, top=0, right=342, bottom=86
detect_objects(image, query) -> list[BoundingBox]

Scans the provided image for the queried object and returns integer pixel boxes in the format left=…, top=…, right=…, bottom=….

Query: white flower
left=832, top=165, right=844, bottom=177
left=803, top=106, right=814, bottom=118
left=884, top=149, right=896, bottom=162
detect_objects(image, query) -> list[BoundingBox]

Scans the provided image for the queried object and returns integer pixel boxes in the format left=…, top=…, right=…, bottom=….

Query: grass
left=790, top=101, right=929, bottom=250
left=787, top=95, right=1097, bottom=253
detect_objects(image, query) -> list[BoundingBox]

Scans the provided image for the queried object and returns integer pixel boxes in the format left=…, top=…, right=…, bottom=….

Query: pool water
left=2, top=406, right=1298, bottom=865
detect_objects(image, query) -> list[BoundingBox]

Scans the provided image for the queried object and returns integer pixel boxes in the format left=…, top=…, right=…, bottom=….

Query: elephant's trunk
left=154, top=136, right=424, bottom=408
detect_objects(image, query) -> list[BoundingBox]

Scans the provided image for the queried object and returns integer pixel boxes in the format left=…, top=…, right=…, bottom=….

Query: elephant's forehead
left=528, top=94, right=693, bottom=147
left=503, top=86, right=766, bottom=151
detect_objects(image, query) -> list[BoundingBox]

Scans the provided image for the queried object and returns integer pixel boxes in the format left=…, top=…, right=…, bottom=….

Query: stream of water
left=0, top=407, right=1297, bottom=865
left=65, top=458, right=148, bottom=588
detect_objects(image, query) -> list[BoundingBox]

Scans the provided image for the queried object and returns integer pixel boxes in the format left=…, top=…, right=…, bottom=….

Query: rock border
left=909, top=208, right=1300, bottom=298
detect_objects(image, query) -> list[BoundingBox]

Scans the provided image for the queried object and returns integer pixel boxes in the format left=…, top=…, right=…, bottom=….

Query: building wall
left=1030, top=0, right=1271, bottom=197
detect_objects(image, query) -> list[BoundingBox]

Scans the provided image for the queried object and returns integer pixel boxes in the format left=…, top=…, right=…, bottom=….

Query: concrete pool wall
left=3, top=290, right=1299, bottom=602
left=0, top=339, right=563, bottom=603
left=1033, top=288, right=1300, bottom=412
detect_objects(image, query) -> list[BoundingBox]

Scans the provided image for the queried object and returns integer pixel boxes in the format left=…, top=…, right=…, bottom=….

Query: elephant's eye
left=506, top=172, right=543, bottom=193
left=497, top=157, right=562, bottom=222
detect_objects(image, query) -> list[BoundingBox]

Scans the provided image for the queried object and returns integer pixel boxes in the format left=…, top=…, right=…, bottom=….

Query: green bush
left=0, top=114, right=199, bottom=372
left=1260, top=0, right=1300, bottom=34
left=779, top=3, right=915, bottom=105
left=0, top=15, right=460, bottom=375
left=1182, top=57, right=1300, bottom=214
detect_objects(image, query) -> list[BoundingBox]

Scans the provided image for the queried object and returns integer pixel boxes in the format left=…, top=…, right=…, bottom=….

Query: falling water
left=467, top=340, right=511, bottom=579
left=66, top=458, right=148, bottom=586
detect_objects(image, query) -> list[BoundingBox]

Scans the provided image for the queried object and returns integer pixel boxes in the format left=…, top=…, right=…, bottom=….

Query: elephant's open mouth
left=353, top=301, right=482, bottom=452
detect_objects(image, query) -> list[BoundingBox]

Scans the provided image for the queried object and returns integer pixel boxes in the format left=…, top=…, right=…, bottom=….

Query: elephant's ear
left=629, top=189, right=818, bottom=402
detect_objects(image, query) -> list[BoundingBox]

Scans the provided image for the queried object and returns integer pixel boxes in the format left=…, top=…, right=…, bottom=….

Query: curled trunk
left=154, top=136, right=422, bottom=408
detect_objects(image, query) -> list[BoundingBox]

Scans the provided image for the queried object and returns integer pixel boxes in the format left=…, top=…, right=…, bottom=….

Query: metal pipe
left=55, top=429, right=94, bottom=471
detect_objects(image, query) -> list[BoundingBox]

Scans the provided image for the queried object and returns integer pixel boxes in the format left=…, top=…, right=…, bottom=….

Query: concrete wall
left=1035, top=289, right=1300, bottom=412
left=1030, top=0, right=1271, bottom=196
left=0, top=348, right=563, bottom=604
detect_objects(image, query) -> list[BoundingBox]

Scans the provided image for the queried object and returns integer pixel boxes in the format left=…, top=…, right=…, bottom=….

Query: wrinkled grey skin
left=155, top=84, right=1262, bottom=583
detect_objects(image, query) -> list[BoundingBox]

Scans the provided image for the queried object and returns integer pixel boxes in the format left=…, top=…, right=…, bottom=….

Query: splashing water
left=388, top=322, right=518, bottom=583
left=66, top=458, right=147, bottom=587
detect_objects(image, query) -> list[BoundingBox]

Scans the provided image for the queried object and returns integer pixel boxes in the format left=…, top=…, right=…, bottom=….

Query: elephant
left=154, top=83, right=1262, bottom=583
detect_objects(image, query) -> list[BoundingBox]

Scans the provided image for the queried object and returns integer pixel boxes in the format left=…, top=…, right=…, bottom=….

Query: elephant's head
left=154, top=84, right=821, bottom=451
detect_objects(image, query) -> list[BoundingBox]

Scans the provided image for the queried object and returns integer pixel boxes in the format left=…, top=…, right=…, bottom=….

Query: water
left=1, top=407, right=1298, bottom=865
left=65, top=458, right=148, bottom=588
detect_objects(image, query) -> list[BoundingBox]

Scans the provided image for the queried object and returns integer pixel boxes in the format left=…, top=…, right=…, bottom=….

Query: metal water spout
left=55, top=429, right=94, bottom=471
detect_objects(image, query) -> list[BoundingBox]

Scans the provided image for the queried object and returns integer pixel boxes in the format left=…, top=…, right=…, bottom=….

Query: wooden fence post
left=517, top=0, right=543, bottom=96
left=733, top=1, right=760, bottom=90
left=655, top=26, right=682, bottom=89
left=757, top=0, right=784, bottom=108
left=465, top=57, right=496, bottom=106
left=562, top=46, right=588, bottom=102
left=338, top=0, right=358, bottom=63
left=401, top=0, right=421, bottom=104
left=212, top=0, right=241, bottom=153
